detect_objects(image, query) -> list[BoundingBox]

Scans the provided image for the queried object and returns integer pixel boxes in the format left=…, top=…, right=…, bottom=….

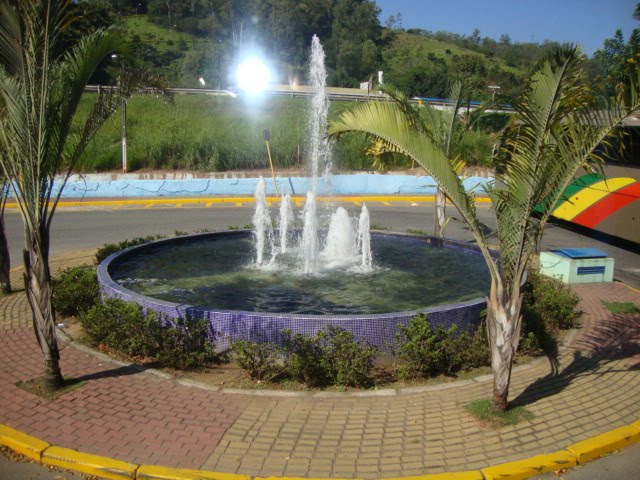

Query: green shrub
left=95, top=235, right=163, bottom=264
left=518, top=270, right=580, bottom=358
left=232, top=339, right=284, bottom=381
left=281, top=327, right=376, bottom=388
left=447, top=319, right=490, bottom=371
left=518, top=331, right=542, bottom=356
left=283, top=329, right=332, bottom=387
left=53, top=266, right=100, bottom=317
left=523, top=271, right=580, bottom=331
left=323, top=326, right=376, bottom=388
left=395, top=314, right=458, bottom=379
left=80, top=298, right=218, bottom=370
left=80, top=299, right=161, bottom=357
left=156, top=317, right=219, bottom=370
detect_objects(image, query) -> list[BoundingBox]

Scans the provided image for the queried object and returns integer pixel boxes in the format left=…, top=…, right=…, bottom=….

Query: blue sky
left=376, top=0, right=638, bottom=56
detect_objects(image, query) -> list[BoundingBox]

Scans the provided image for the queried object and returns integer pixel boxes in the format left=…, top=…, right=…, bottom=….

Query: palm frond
left=330, top=101, right=498, bottom=275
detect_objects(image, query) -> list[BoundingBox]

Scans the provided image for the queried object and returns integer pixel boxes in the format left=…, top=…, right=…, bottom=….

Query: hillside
left=383, top=32, right=523, bottom=78
left=121, top=15, right=527, bottom=101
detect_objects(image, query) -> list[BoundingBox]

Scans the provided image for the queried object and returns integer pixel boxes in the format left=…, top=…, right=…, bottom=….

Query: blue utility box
left=539, top=248, right=614, bottom=284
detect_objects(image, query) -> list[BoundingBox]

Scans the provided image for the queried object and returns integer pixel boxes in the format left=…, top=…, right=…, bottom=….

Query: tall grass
left=76, top=94, right=372, bottom=173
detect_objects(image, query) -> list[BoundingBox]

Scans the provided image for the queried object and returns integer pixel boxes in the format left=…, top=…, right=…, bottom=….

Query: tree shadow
left=70, top=362, right=159, bottom=384
left=511, top=312, right=640, bottom=408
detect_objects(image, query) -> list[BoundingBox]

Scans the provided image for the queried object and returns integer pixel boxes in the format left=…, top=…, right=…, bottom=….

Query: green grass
left=601, top=301, right=640, bottom=314
left=465, top=399, right=535, bottom=427
left=124, top=15, right=204, bottom=55
left=76, top=94, right=372, bottom=173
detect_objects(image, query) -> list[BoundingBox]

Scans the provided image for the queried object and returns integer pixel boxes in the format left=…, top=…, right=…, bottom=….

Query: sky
left=375, top=0, right=638, bottom=56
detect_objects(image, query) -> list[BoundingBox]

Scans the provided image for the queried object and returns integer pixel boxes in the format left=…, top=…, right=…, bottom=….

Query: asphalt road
left=5, top=202, right=640, bottom=288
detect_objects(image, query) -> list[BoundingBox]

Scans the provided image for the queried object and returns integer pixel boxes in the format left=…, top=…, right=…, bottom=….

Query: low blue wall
left=42, top=173, right=493, bottom=198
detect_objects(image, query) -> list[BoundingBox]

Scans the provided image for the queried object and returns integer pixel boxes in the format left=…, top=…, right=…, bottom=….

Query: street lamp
left=488, top=85, right=500, bottom=103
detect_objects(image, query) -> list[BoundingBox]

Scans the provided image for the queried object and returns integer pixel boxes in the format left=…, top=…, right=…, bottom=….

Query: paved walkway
left=1, top=251, right=639, bottom=478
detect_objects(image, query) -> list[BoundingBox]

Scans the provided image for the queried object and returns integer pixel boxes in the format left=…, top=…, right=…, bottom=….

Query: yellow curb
left=0, top=424, right=50, bottom=462
left=1, top=420, right=640, bottom=480
left=620, top=281, right=640, bottom=294
left=137, top=465, right=251, bottom=480
left=384, top=471, right=483, bottom=479
left=566, top=424, right=640, bottom=464
left=4, top=195, right=492, bottom=209
left=481, top=450, right=577, bottom=479
left=41, top=445, right=137, bottom=480
left=258, top=478, right=361, bottom=480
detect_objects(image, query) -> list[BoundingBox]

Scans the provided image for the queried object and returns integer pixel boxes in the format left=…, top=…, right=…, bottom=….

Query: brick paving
left=1, top=252, right=639, bottom=478
left=1, top=253, right=250, bottom=469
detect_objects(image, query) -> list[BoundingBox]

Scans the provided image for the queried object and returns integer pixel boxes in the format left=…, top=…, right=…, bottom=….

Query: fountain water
left=358, top=205, right=372, bottom=271
left=278, top=193, right=293, bottom=254
left=252, top=35, right=371, bottom=274
left=308, top=35, right=331, bottom=190
left=301, top=191, right=319, bottom=273
left=253, top=178, right=272, bottom=266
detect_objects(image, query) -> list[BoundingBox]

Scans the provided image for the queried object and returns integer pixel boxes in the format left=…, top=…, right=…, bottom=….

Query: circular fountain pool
left=98, top=231, right=491, bottom=350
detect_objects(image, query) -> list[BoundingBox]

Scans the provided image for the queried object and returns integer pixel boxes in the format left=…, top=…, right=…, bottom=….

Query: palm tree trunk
left=0, top=212, right=10, bottom=294
left=486, top=279, right=523, bottom=411
left=23, top=225, right=63, bottom=390
left=434, top=187, right=446, bottom=238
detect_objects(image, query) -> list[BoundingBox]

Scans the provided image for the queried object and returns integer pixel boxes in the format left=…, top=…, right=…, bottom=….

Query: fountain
left=96, top=36, right=492, bottom=351
left=252, top=35, right=372, bottom=276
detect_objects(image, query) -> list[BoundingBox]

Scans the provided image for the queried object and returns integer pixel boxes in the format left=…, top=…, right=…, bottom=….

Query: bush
left=80, top=299, right=161, bottom=357
left=80, top=298, right=218, bottom=370
left=323, top=326, right=376, bottom=388
left=53, top=266, right=100, bottom=317
left=519, top=270, right=580, bottom=358
left=280, top=327, right=376, bottom=388
left=447, top=319, right=490, bottom=370
left=523, top=270, right=581, bottom=331
left=95, top=235, right=163, bottom=264
left=518, top=331, right=542, bottom=356
left=395, top=314, right=458, bottom=379
left=283, top=329, right=332, bottom=387
left=157, top=317, right=219, bottom=370
left=232, top=339, right=284, bottom=381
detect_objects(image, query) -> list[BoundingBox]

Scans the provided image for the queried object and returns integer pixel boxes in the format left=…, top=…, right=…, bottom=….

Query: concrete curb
left=1, top=421, right=639, bottom=480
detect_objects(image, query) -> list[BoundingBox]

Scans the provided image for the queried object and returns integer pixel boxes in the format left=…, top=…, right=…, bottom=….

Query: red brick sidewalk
left=0, top=328, right=249, bottom=468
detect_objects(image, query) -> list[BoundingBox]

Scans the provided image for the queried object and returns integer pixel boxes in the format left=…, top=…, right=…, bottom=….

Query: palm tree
left=330, top=47, right=640, bottom=410
left=0, top=178, right=9, bottom=294
left=0, top=0, right=171, bottom=389
left=365, top=83, right=484, bottom=237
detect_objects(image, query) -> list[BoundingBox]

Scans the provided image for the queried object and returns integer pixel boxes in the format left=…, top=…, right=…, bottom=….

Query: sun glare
left=237, top=58, right=271, bottom=94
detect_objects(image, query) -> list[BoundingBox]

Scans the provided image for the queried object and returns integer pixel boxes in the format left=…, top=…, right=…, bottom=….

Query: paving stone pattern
left=1, top=252, right=639, bottom=478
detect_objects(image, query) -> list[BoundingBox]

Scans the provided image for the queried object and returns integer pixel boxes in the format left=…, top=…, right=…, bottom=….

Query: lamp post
left=488, top=85, right=500, bottom=103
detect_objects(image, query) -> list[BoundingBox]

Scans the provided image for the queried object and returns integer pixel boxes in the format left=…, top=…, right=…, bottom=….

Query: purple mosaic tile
left=97, top=232, right=491, bottom=351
